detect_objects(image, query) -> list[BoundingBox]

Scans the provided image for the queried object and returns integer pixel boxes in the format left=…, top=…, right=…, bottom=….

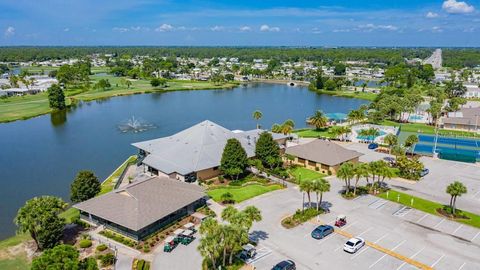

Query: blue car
left=368, top=143, right=379, bottom=150
left=311, top=225, right=334, bottom=239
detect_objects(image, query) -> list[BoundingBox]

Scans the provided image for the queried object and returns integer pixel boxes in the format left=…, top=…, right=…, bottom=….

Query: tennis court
left=414, top=135, right=480, bottom=163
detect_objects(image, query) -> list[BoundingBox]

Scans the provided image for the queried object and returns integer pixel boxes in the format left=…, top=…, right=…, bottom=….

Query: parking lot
left=239, top=183, right=480, bottom=270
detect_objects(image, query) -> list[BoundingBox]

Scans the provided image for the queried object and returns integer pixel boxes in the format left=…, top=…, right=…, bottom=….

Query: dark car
left=311, top=225, right=334, bottom=239
left=272, top=260, right=296, bottom=270
left=420, top=168, right=429, bottom=177
left=383, top=156, right=396, bottom=166
left=368, top=143, right=379, bottom=149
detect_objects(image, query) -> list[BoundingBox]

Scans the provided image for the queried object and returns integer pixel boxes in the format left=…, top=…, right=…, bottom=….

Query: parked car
left=420, top=168, right=429, bottom=177
left=368, top=143, right=379, bottom=149
left=239, top=244, right=257, bottom=260
left=272, top=260, right=296, bottom=270
left=383, top=156, right=396, bottom=166
left=343, top=237, right=365, bottom=253
left=311, top=225, right=334, bottom=239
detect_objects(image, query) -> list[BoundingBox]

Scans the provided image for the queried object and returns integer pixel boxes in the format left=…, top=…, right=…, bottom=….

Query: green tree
left=444, top=80, right=467, bottom=98
left=31, top=244, right=83, bottom=270
left=337, top=162, right=355, bottom=195
left=352, top=163, right=369, bottom=196
left=220, top=192, right=234, bottom=204
left=254, top=132, right=280, bottom=168
left=446, top=181, right=467, bottom=214
left=334, top=62, right=347, bottom=75
left=299, top=179, right=315, bottom=208
left=312, top=178, right=330, bottom=211
left=150, top=77, right=167, bottom=87
left=220, top=138, right=248, bottom=180
left=324, top=79, right=337, bottom=91
left=94, top=79, right=111, bottom=90
left=14, top=196, right=67, bottom=250
left=70, top=170, right=101, bottom=203
left=383, top=134, right=398, bottom=154
left=405, top=134, right=419, bottom=156
left=252, top=110, right=262, bottom=129
left=307, top=110, right=328, bottom=130
left=396, top=156, right=424, bottom=180
left=47, top=84, right=66, bottom=110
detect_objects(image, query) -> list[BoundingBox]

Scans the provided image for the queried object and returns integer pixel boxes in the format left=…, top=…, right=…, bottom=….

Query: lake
left=0, top=83, right=368, bottom=240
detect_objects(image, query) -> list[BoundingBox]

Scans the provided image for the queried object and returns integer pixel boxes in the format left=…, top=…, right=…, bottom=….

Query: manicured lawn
left=0, top=234, right=31, bottom=270
left=59, top=207, right=79, bottom=223
left=378, top=189, right=480, bottom=229
left=0, top=256, right=30, bottom=270
left=207, top=184, right=283, bottom=203
left=293, top=127, right=335, bottom=138
left=288, top=166, right=326, bottom=182
left=100, top=155, right=137, bottom=195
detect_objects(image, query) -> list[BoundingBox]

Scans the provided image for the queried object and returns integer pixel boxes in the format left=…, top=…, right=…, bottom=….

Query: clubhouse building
left=132, top=120, right=288, bottom=182
left=74, top=176, right=206, bottom=240
left=285, top=139, right=363, bottom=175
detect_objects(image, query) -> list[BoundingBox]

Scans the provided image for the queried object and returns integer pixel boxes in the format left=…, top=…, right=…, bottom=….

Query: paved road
left=423, top=49, right=442, bottom=69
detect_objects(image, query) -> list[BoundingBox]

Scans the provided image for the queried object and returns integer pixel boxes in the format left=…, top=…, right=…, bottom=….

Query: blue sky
left=0, top=0, right=479, bottom=46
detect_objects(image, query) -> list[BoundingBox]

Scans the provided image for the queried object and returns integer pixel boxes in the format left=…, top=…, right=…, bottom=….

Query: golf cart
left=180, top=229, right=195, bottom=245
left=335, top=215, right=347, bottom=227
left=239, top=243, right=257, bottom=260
left=163, top=236, right=177, bottom=252
left=183, top=222, right=196, bottom=233
left=173, top=229, right=185, bottom=244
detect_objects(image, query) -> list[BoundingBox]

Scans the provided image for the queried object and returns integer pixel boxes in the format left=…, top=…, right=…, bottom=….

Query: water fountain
left=117, top=116, right=156, bottom=133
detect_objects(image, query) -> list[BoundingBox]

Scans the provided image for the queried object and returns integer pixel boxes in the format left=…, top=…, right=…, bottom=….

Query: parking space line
left=351, top=246, right=369, bottom=260
left=357, top=227, right=372, bottom=237
left=433, top=218, right=445, bottom=229
left=374, top=233, right=388, bottom=244
left=395, top=247, right=425, bottom=270
left=369, top=240, right=405, bottom=268
left=471, top=231, right=480, bottom=241
left=452, top=224, right=463, bottom=234
left=457, top=262, right=466, bottom=270
left=431, top=254, right=445, bottom=268
left=417, top=213, right=429, bottom=223
left=342, top=221, right=358, bottom=230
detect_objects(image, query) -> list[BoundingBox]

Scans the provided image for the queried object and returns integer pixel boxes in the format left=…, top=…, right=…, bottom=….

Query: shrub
left=96, top=244, right=108, bottom=252
left=101, top=253, right=115, bottom=266
left=137, top=260, right=145, bottom=270
left=143, top=246, right=150, bottom=253
left=79, top=239, right=92, bottom=248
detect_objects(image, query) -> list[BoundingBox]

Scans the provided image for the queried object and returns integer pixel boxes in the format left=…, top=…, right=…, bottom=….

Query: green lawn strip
left=378, top=189, right=480, bottom=228
left=293, top=127, right=335, bottom=138
left=0, top=256, right=30, bottom=270
left=207, top=184, right=283, bottom=203
left=314, top=89, right=377, bottom=101
left=100, top=155, right=137, bottom=195
left=288, top=167, right=326, bottom=182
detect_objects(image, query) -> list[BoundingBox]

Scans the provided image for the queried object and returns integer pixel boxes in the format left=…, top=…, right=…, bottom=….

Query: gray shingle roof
left=73, top=177, right=205, bottom=231
left=132, top=120, right=287, bottom=175
left=285, top=139, right=363, bottom=166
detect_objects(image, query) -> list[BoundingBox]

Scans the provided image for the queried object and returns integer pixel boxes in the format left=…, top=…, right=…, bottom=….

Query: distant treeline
left=0, top=46, right=478, bottom=68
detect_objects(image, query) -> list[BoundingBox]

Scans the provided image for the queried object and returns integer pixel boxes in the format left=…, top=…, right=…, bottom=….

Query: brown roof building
left=74, top=176, right=206, bottom=240
left=285, top=139, right=363, bottom=175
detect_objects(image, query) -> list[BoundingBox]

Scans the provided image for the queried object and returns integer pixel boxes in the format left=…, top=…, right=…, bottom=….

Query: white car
left=343, top=237, right=365, bottom=253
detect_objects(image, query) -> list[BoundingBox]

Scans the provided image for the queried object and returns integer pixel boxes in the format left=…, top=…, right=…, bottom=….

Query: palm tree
left=446, top=181, right=467, bottom=214
left=339, top=126, right=352, bottom=141
left=383, top=134, right=398, bottom=154
left=337, top=162, right=355, bottom=195
left=252, top=110, right=263, bottom=129
left=280, top=119, right=295, bottom=135
left=352, top=163, right=369, bottom=196
left=377, top=162, right=394, bottom=193
left=299, top=179, right=315, bottom=208
left=271, top=123, right=282, bottom=133
left=313, top=179, right=330, bottom=211
left=307, top=110, right=328, bottom=130
left=347, top=109, right=365, bottom=124
left=329, top=126, right=343, bottom=140
left=405, top=134, right=419, bottom=156
left=358, top=128, right=380, bottom=143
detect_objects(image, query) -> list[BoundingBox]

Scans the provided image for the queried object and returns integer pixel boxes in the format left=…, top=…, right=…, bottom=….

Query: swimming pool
left=408, top=115, right=423, bottom=121
left=356, top=130, right=387, bottom=141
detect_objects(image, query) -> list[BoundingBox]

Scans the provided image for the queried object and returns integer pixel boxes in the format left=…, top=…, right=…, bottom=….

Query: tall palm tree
left=299, top=179, right=315, bottom=208
left=446, top=181, right=467, bottom=214
left=352, top=163, right=369, bottom=196
left=337, top=162, right=355, bottom=195
left=339, top=126, right=352, bottom=141
left=280, top=119, right=295, bottom=135
left=405, top=134, right=419, bottom=156
left=271, top=123, right=282, bottom=133
left=383, top=134, right=398, bottom=154
left=252, top=110, right=263, bottom=129
left=329, top=126, right=343, bottom=140
left=313, top=178, right=330, bottom=211
left=308, top=110, right=328, bottom=130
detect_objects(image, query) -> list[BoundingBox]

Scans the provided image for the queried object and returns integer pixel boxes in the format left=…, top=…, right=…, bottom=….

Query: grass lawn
left=0, top=73, right=238, bottom=123
left=0, top=234, right=31, bottom=270
left=315, top=89, right=377, bottom=101
left=207, top=184, right=283, bottom=203
left=288, top=167, right=326, bottom=182
left=378, top=189, right=480, bottom=229
left=293, top=127, right=335, bottom=138
left=100, top=155, right=137, bottom=195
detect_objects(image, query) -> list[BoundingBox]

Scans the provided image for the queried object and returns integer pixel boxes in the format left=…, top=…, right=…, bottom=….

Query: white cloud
left=239, top=26, right=251, bottom=32
left=113, top=26, right=149, bottom=33
left=4, top=26, right=15, bottom=37
left=426, top=11, right=439, bottom=18
left=357, top=23, right=398, bottom=32
left=260, top=24, right=280, bottom=32
left=113, top=27, right=129, bottom=33
left=63, top=28, right=70, bottom=32
left=432, top=26, right=443, bottom=33
left=210, top=25, right=224, bottom=31
left=442, top=0, right=475, bottom=14
left=333, top=29, right=351, bottom=33
left=155, top=24, right=173, bottom=32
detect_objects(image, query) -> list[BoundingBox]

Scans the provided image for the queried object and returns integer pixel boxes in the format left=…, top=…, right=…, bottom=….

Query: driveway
left=152, top=235, right=203, bottom=270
